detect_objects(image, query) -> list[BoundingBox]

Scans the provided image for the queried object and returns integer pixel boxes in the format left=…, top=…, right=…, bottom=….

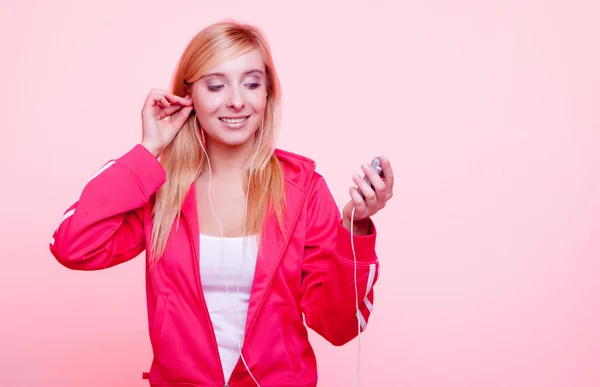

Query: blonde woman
left=50, top=21, right=394, bottom=387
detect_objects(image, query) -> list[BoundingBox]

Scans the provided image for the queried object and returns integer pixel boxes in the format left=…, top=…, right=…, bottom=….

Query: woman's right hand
left=141, top=89, right=194, bottom=157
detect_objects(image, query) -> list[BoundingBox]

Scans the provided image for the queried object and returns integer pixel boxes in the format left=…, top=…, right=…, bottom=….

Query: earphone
left=352, top=156, right=383, bottom=386
left=193, top=108, right=366, bottom=387
left=194, top=114, right=263, bottom=386
left=350, top=207, right=361, bottom=387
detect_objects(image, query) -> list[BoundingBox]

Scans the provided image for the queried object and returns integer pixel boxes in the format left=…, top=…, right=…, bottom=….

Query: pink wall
left=1, top=0, right=598, bottom=386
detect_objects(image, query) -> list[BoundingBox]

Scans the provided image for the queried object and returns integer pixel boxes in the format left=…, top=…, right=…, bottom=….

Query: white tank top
left=199, top=234, right=259, bottom=382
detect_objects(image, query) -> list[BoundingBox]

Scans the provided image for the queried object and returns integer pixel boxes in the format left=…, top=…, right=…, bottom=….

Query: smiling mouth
left=219, top=116, right=250, bottom=124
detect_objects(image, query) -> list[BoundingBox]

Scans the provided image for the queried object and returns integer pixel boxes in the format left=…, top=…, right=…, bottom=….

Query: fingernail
left=361, top=164, right=369, bottom=170
left=354, top=174, right=361, bottom=179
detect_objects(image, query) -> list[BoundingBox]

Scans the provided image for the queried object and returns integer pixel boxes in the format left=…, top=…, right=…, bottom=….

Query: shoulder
left=274, top=148, right=316, bottom=170
left=273, top=149, right=337, bottom=212
left=274, top=148, right=324, bottom=188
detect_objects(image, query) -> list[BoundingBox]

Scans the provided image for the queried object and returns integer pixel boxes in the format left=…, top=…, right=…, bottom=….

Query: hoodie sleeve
left=299, top=173, right=380, bottom=346
left=49, top=144, right=166, bottom=270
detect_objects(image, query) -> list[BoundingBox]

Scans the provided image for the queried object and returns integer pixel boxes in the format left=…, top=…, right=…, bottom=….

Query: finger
left=361, top=162, right=386, bottom=195
left=142, top=89, right=174, bottom=119
left=144, top=89, right=169, bottom=105
left=170, top=105, right=193, bottom=129
left=349, top=186, right=367, bottom=215
left=161, top=103, right=184, bottom=117
left=159, top=96, right=170, bottom=108
left=353, top=173, right=377, bottom=207
left=165, top=93, right=193, bottom=106
left=361, top=163, right=386, bottom=206
left=142, top=90, right=165, bottom=114
left=380, top=155, right=394, bottom=192
left=154, top=110, right=167, bottom=120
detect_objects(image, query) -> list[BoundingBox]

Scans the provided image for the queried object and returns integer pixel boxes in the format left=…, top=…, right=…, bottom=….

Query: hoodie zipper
left=241, top=172, right=316, bottom=355
left=182, top=211, right=228, bottom=386
left=183, top=165, right=316, bottom=387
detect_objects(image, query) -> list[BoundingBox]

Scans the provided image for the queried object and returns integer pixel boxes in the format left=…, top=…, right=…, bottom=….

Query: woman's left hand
left=342, top=155, right=394, bottom=235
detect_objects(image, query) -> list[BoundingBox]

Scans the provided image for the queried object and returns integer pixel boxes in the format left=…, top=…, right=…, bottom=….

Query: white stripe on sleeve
left=87, top=160, right=115, bottom=183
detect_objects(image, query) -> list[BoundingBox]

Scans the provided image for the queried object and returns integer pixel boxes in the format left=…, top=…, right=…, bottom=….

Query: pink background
left=1, top=0, right=599, bottom=386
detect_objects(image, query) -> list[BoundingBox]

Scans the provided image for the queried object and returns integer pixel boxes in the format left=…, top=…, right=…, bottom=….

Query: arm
left=299, top=174, right=380, bottom=346
left=50, top=144, right=166, bottom=270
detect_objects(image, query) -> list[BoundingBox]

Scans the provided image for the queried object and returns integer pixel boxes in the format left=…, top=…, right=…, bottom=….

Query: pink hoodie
left=50, top=144, right=380, bottom=387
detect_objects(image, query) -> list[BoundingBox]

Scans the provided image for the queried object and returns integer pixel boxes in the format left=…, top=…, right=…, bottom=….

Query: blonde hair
left=149, top=21, right=286, bottom=265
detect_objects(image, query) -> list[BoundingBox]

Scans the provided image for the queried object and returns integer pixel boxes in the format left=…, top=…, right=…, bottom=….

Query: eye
left=207, top=85, right=224, bottom=92
left=246, top=83, right=262, bottom=90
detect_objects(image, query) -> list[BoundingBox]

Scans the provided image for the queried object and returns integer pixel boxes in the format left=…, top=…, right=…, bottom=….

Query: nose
left=227, top=85, right=244, bottom=110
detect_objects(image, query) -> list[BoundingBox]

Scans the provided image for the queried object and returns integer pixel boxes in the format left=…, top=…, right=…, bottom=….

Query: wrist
left=140, top=142, right=161, bottom=158
left=342, top=216, right=371, bottom=236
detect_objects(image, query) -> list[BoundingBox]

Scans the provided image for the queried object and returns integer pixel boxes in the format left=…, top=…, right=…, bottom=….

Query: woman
left=50, top=21, right=394, bottom=387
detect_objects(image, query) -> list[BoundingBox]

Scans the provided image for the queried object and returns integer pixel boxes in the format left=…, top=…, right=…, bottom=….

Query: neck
left=203, top=136, right=259, bottom=178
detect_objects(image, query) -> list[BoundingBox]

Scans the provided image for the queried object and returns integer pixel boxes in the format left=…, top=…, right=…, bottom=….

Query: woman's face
left=190, top=49, right=268, bottom=147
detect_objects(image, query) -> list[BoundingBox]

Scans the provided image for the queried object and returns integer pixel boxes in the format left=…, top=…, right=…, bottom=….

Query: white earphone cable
left=194, top=114, right=362, bottom=387
left=194, top=115, right=262, bottom=387
left=350, top=206, right=361, bottom=387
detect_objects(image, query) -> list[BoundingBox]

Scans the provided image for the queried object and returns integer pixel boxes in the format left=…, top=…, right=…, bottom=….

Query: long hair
left=149, top=21, right=286, bottom=265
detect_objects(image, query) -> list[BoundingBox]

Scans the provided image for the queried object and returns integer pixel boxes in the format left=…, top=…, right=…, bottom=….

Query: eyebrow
left=201, top=69, right=265, bottom=79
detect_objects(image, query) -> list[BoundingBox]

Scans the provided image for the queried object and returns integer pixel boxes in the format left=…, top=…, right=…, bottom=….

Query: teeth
left=221, top=117, right=247, bottom=124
